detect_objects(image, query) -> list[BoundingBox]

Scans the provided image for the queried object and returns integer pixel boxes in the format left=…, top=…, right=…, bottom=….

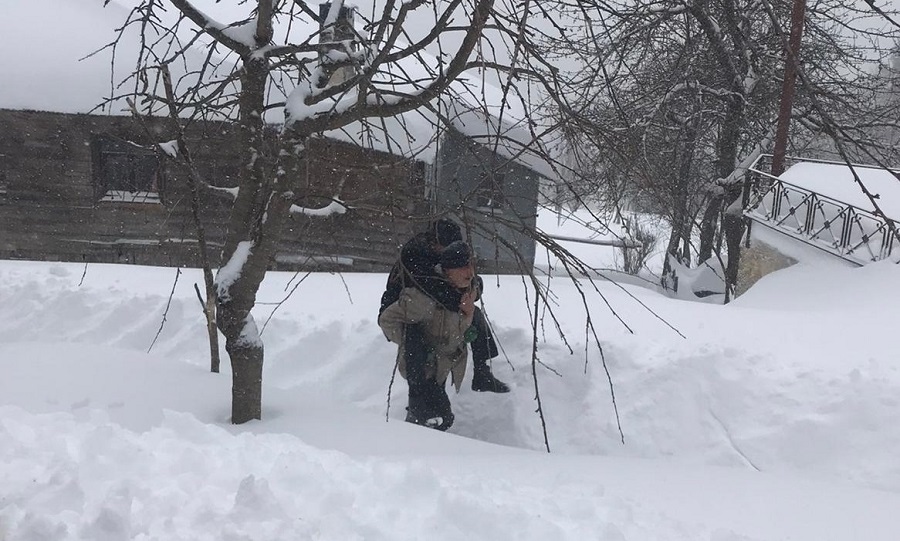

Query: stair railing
left=743, top=155, right=898, bottom=265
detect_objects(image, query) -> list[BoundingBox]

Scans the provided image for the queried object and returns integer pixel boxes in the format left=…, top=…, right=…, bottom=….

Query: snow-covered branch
left=214, top=240, right=253, bottom=302
left=208, top=186, right=240, bottom=200
left=289, top=198, right=348, bottom=217
left=284, top=0, right=496, bottom=134
left=167, top=0, right=252, bottom=55
left=158, top=140, right=179, bottom=158
left=718, top=127, right=775, bottom=188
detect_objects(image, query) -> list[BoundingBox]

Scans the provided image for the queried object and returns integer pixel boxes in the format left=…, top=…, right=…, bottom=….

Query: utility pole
left=770, top=0, right=807, bottom=177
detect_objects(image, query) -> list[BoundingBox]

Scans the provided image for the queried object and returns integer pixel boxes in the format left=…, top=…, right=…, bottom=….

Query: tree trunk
left=681, top=222, right=692, bottom=262
left=204, top=291, right=221, bottom=373
left=662, top=113, right=699, bottom=286
left=661, top=224, right=682, bottom=288
left=191, top=162, right=222, bottom=374
left=722, top=185, right=746, bottom=301
left=707, top=94, right=746, bottom=299
left=217, top=244, right=271, bottom=423
left=158, top=64, right=223, bottom=374
left=216, top=54, right=284, bottom=424
left=227, top=336, right=264, bottom=423
left=722, top=217, right=744, bottom=301
left=217, top=169, right=297, bottom=422
left=698, top=194, right=722, bottom=261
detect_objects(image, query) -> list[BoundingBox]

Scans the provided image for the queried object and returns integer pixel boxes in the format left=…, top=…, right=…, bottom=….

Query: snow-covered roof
left=2, top=0, right=563, bottom=179
left=0, top=0, right=133, bottom=114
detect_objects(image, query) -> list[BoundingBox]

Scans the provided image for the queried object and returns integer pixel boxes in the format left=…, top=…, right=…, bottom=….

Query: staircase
left=742, top=155, right=900, bottom=265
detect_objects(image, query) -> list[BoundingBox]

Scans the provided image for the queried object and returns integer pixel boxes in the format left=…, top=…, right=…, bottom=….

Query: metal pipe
left=546, top=233, right=642, bottom=249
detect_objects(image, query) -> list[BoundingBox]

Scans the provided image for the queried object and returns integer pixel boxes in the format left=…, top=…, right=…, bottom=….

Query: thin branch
left=529, top=279, right=551, bottom=453
left=386, top=360, right=400, bottom=422
left=148, top=267, right=181, bottom=353
left=78, top=259, right=89, bottom=287
left=260, top=271, right=312, bottom=335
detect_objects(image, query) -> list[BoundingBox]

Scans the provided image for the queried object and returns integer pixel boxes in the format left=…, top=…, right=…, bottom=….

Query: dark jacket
left=379, top=231, right=462, bottom=315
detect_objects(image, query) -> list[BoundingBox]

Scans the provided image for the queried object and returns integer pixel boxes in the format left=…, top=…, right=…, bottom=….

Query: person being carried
left=378, top=240, right=478, bottom=430
left=378, top=218, right=509, bottom=398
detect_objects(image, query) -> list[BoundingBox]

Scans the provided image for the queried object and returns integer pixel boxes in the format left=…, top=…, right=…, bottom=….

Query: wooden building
left=0, top=109, right=426, bottom=271
left=433, top=127, right=543, bottom=273
left=1, top=1, right=551, bottom=274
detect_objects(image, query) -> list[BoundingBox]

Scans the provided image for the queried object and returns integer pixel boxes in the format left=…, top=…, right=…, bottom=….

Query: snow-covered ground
left=2, top=255, right=900, bottom=540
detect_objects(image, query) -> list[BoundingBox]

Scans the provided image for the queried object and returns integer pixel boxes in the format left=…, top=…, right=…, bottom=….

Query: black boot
left=405, top=386, right=431, bottom=426
left=471, top=360, right=510, bottom=393
left=406, top=405, right=452, bottom=429
left=425, top=380, right=454, bottom=430
left=404, top=323, right=433, bottom=425
left=407, top=379, right=454, bottom=431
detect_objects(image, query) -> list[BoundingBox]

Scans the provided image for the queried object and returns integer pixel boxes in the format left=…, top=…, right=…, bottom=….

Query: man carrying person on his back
left=378, top=218, right=509, bottom=429
left=378, top=240, right=479, bottom=430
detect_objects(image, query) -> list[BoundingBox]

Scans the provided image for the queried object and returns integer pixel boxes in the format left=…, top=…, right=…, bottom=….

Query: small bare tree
left=620, top=215, right=657, bottom=276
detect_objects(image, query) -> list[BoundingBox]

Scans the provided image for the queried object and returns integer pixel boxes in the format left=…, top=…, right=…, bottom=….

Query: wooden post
left=770, top=0, right=807, bottom=177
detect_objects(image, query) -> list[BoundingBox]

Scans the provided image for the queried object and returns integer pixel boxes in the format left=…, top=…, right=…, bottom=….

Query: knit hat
left=440, top=240, right=472, bottom=270
left=432, top=218, right=462, bottom=247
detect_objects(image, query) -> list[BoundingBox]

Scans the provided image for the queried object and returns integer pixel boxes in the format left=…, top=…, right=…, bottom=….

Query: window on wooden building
left=91, top=134, right=164, bottom=204
left=475, top=171, right=505, bottom=212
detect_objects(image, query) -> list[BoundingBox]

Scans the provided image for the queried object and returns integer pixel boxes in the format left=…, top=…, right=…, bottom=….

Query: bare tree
left=107, top=0, right=520, bottom=423
left=97, top=0, right=700, bottom=452
left=538, top=0, right=900, bottom=297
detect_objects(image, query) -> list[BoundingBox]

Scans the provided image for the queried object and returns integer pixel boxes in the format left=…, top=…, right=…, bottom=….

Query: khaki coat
left=378, top=287, right=470, bottom=391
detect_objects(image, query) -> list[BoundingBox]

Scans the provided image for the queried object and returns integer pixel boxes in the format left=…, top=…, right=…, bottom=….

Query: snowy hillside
left=2, top=258, right=900, bottom=539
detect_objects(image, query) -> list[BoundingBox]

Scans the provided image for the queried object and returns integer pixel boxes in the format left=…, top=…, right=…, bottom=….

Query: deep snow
left=2, top=255, right=900, bottom=540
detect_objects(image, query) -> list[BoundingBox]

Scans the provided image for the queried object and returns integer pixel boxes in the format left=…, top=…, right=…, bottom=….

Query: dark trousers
left=470, top=307, right=498, bottom=364
left=404, top=308, right=498, bottom=423
left=404, top=324, right=451, bottom=421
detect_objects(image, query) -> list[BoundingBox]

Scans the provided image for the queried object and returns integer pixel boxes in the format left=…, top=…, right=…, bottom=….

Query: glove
left=463, top=325, right=478, bottom=344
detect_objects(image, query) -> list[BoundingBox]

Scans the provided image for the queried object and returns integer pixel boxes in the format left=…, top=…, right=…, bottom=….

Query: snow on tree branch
left=237, top=315, right=263, bottom=348
left=283, top=0, right=496, bottom=134
left=209, top=186, right=239, bottom=200
left=158, top=140, right=179, bottom=158
left=289, top=198, right=348, bottom=217
left=167, top=0, right=252, bottom=55
left=209, top=16, right=259, bottom=49
left=214, top=240, right=253, bottom=302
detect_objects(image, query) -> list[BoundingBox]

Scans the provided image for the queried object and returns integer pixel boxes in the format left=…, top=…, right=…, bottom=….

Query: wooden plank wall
left=0, top=109, right=427, bottom=272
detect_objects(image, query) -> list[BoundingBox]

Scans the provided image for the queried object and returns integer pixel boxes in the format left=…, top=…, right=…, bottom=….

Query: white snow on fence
left=780, top=161, right=900, bottom=219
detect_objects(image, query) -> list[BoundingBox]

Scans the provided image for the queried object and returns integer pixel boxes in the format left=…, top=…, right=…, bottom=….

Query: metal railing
left=743, top=155, right=899, bottom=265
